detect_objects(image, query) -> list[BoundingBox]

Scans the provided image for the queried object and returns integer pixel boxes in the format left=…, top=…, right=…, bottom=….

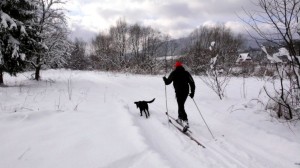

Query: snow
left=0, top=11, right=17, bottom=30
left=261, top=46, right=283, bottom=63
left=272, top=47, right=292, bottom=62
left=209, top=41, right=215, bottom=51
left=210, top=55, right=218, bottom=69
left=20, top=53, right=26, bottom=61
left=20, top=25, right=27, bottom=35
left=236, top=53, right=251, bottom=62
left=0, top=69, right=299, bottom=168
left=11, top=43, right=20, bottom=58
left=156, top=55, right=184, bottom=61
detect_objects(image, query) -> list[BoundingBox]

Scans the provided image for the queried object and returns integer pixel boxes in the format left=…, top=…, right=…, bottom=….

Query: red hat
left=175, top=61, right=182, bottom=67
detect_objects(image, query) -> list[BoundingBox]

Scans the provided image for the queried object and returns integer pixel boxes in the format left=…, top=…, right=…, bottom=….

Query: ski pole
left=164, top=57, right=168, bottom=115
left=192, top=98, right=215, bottom=139
left=164, top=79, right=171, bottom=125
left=165, top=85, right=168, bottom=113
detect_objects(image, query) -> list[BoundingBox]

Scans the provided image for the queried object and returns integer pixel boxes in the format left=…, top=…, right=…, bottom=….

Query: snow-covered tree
left=0, top=0, right=38, bottom=84
left=29, top=0, right=71, bottom=80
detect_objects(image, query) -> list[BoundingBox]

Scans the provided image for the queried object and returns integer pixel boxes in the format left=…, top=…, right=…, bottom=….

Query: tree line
left=69, top=19, right=244, bottom=75
left=89, top=19, right=174, bottom=74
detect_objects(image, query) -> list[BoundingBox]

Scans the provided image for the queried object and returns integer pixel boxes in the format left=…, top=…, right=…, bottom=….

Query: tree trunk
left=35, top=66, right=41, bottom=81
left=0, top=69, right=3, bottom=85
left=34, top=55, right=41, bottom=81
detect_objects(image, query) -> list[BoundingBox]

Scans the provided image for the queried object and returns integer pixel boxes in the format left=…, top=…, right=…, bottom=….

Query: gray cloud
left=69, top=24, right=97, bottom=42
left=97, top=8, right=148, bottom=22
left=158, top=3, right=195, bottom=18
left=66, top=0, right=257, bottom=40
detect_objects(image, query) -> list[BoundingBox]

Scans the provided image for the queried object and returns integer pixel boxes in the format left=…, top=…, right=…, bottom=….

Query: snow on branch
left=209, top=41, right=215, bottom=51
left=209, top=41, right=217, bottom=69
left=210, top=55, right=218, bottom=69
left=0, top=11, right=17, bottom=30
left=261, top=45, right=283, bottom=63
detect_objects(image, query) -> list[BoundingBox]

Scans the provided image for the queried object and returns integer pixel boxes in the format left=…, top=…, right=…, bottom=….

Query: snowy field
left=0, top=69, right=299, bottom=168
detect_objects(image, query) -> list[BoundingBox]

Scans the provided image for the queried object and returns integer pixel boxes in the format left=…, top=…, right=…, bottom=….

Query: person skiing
left=163, top=61, right=195, bottom=131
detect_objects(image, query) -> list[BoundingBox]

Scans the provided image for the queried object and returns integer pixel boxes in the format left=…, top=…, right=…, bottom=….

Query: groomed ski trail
left=112, top=74, right=299, bottom=168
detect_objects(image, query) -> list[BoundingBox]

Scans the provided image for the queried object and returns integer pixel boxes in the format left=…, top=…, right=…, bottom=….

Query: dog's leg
left=146, top=109, right=150, bottom=117
left=144, top=110, right=148, bottom=118
left=140, top=109, right=143, bottom=117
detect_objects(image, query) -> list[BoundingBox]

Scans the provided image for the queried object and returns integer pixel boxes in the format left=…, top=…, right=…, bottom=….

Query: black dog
left=134, top=98, right=155, bottom=118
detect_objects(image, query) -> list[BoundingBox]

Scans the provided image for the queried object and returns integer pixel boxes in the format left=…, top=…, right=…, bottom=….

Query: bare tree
left=127, top=23, right=164, bottom=73
left=187, top=25, right=243, bottom=74
left=140, top=26, right=162, bottom=73
left=186, top=25, right=243, bottom=99
left=91, top=32, right=115, bottom=70
left=128, top=23, right=142, bottom=66
left=200, top=42, right=232, bottom=100
left=160, top=35, right=179, bottom=74
left=91, top=20, right=170, bottom=74
left=109, top=18, right=128, bottom=67
left=242, top=0, right=300, bottom=120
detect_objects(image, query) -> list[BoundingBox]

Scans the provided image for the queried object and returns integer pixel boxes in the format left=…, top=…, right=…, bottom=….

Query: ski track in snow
left=114, top=73, right=299, bottom=168
left=116, top=94, right=297, bottom=166
left=0, top=70, right=299, bottom=168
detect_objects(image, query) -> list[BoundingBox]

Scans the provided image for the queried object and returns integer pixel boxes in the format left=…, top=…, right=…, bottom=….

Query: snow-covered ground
left=0, top=69, right=299, bottom=168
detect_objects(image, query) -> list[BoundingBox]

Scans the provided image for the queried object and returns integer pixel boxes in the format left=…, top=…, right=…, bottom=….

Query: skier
left=163, top=61, right=195, bottom=131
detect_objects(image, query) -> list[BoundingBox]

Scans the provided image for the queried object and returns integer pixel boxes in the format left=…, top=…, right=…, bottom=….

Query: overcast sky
left=65, top=0, right=257, bottom=42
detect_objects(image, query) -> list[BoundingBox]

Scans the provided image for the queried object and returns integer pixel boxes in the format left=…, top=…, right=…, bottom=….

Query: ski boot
left=182, top=120, right=189, bottom=133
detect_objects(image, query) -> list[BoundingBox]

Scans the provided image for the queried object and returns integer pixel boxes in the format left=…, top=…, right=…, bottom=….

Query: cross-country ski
left=166, top=112, right=193, bottom=133
left=167, top=116, right=206, bottom=148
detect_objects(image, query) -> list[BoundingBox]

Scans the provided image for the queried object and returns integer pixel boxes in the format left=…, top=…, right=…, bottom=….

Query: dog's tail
left=146, top=98, right=155, bottom=103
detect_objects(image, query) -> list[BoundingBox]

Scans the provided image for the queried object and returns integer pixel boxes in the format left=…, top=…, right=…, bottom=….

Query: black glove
left=163, top=76, right=167, bottom=82
left=189, top=92, right=194, bottom=98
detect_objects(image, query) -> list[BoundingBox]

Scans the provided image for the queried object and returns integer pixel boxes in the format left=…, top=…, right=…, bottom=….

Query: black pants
left=176, top=93, right=188, bottom=121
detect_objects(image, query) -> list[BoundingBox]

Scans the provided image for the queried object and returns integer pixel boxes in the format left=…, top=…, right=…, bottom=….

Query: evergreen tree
left=68, top=38, right=88, bottom=70
left=0, top=0, right=38, bottom=84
